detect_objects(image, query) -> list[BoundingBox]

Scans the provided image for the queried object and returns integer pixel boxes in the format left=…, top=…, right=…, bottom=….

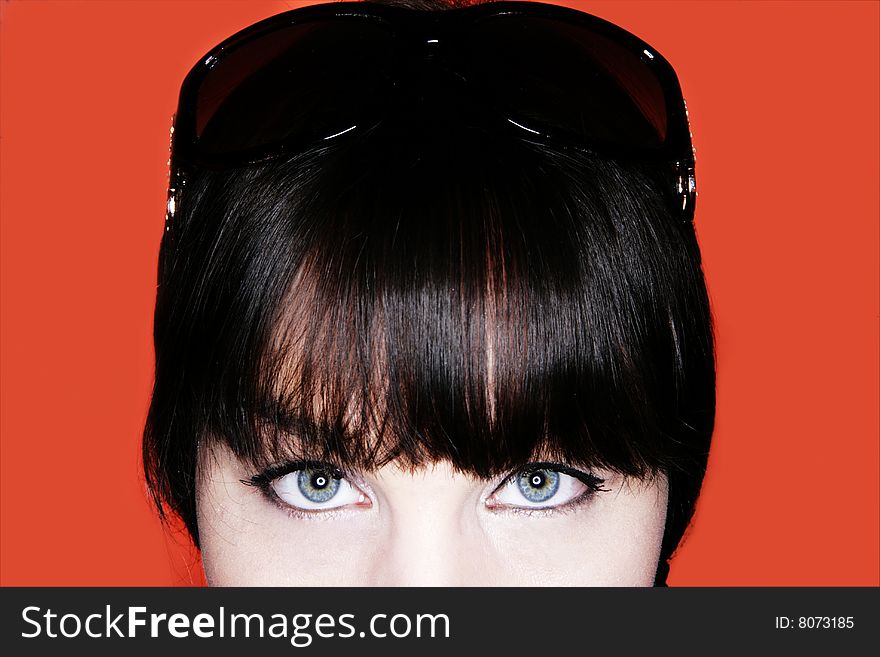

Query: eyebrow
left=249, top=389, right=632, bottom=481
left=258, top=400, right=340, bottom=441
left=254, top=398, right=384, bottom=464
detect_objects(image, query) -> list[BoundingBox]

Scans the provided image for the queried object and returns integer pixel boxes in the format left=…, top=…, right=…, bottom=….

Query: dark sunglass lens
left=193, top=19, right=396, bottom=158
left=467, top=15, right=669, bottom=151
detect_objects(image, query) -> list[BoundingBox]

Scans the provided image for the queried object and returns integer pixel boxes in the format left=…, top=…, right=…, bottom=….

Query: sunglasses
left=165, top=0, right=697, bottom=229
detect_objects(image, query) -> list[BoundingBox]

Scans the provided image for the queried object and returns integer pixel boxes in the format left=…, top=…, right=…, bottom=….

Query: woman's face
left=196, top=442, right=668, bottom=586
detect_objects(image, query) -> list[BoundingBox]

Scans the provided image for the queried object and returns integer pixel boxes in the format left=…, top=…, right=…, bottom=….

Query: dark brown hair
left=143, top=0, right=715, bottom=581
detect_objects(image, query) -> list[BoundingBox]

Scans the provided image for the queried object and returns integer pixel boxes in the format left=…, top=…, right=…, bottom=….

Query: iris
left=517, top=468, right=560, bottom=503
left=297, top=467, right=341, bottom=503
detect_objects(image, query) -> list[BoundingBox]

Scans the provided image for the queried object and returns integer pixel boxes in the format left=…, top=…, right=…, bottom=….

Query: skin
left=196, top=441, right=669, bottom=586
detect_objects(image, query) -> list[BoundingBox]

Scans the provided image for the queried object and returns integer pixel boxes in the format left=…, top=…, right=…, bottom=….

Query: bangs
left=199, top=125, right=691, bottom=480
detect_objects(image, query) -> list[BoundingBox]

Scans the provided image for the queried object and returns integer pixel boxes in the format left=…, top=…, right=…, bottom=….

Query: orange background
left=1, top=0, right=878, bottom=586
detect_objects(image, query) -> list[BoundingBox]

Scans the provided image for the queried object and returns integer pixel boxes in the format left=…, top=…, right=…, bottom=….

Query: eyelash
left=489, top=462, right=608, bottom=517
left=244, top=460, right=608, bottom=519
left=244, top=461, right=362, bottom=520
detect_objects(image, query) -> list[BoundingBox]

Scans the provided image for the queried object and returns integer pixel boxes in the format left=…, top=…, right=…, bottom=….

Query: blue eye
left=517, top=468, right=560, bottom=503
left=297, top=468, right=341, bottom=503
left=268, top=464, right=370, bottom=512
left=488, top=463, right=606, bottom=511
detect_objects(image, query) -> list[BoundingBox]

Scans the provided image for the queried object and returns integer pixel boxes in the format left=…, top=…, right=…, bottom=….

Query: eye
left=486, top=463, right=606, bottom=511
left=251, top=462, right=371, bottom=513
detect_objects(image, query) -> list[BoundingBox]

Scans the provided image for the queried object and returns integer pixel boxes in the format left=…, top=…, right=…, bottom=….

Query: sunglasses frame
left=165, top=0, right=697, bottom=228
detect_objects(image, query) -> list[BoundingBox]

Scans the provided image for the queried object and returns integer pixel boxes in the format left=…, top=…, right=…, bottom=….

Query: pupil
left=530, top=473, right=545, bottom=488
left=313, top=474, right=328, bottom=489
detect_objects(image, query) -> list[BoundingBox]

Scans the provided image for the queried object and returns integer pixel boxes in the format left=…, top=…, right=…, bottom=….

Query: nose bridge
left=379, top=515, right=467, bottom=586
left=394, top=17, right=474, bottom=106
left=406, top=9, right=457, bottom=49
left=366, top=466, right=484, bottom=586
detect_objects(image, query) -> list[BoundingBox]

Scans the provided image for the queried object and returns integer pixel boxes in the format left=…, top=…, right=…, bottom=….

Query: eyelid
left=493, top=461, right=606, bottom=491
left=487, top=461, right=608, bottom=511
left=246, top=459, right=349, bottom=489
left=244, top=459, right=372, bottom=515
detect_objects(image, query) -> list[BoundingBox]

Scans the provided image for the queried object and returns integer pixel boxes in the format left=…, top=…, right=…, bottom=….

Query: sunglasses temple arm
left=672, top=159, right=696, bottom=224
